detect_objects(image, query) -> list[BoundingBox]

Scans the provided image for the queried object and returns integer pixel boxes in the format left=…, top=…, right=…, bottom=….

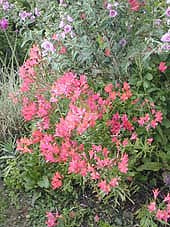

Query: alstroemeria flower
left=159, top=62, right=167, bottom=73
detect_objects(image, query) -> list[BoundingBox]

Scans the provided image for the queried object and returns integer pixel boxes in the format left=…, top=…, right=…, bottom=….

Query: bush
left=11, top=44, right=168, bottom=226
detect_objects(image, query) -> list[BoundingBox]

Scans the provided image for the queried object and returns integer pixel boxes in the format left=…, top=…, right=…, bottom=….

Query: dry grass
left=0, top=67, right=25, bottom=142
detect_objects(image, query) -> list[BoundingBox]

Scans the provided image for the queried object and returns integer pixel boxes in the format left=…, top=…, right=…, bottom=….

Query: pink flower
left=16, top=137, right=33, bottom=153
left=21, top=102, right=37, bottom=121
left=156, top=209, right=168, bottom=222
left=46, top=212, right=61, bottom=227
left=159, top=62, right=167, bottom=72
left=105, top=48, right=111, bottom=57
left=32, top=130, right=43, bottom=144
left=94, top=214, right=100, bottom=222
left=118, top=153, right=128, bottom=173
left=52, top=33, right=59, bottom=40
left=150, top=120, right=158, bottom=128
left=51, top=172, right=62, bottom=190
left=46, top=212, right=56, bottom=227
left=98, top=180, right=111, bottom=194
left=130, top=132, right=138, bottom=141
left=128, top=0, right=140, bottom=11
left=59, top=46, right=67, bottom=54
left=0, top=18, right=8, bottom=30
left=152, top=188, right=159, bottom=200
left=68, top=158, right=87, bottom=176
left=148, top=201, right=156, bottom=213
left=164, top=193, right=170, bottom=203
left=109, top=177, right=119, bottom=187
left=147, top=138, right=153, bottom=145
left=120, top=83, right=132, bottom=101
left=104, top=83, right=113, bottom=93
left=155, top=111, right=163, bottom=123
left=122, top=139, right=129, bottom=147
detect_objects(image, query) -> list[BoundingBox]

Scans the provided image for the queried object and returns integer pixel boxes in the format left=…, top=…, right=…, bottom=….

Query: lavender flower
left=30, top=15, right=35, bottom=22
left=59, top=0, right=67, bottom=7
left=19, top=11, right=29, bottom=21
left=0, top=18, right=8, bottom=30
left=107, top=3, right=112, bottom=10
left=114, top=2, right=119, bottom=7
left=2, top=1, right=9, bottom=10
left=70, top=31, right=75, bottom=38
left=41, top=40, right=55, bottom=53
left=162, top=43, right=170, bottom=51
left=59, top=20, right=65, bottom=28
left=166, top=7, right=170, bottom=17
left=61, top=32, right=66, bottom=39
left=161, top=32, right=170, bottom=42
left=109, top=9, right=118, bottom=17
left=34, top=7, right=40, bottom=17
left=64, top=24, right=72, bottom=34
left=119, top=38, right=127, bottom=47
left=67, top=15, right=73, bottom=23
left=154, top=19, right=161, bottom=26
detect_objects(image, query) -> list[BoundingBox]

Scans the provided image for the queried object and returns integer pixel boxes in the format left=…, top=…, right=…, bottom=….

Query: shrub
left=11, top=44, right=168, bottom=226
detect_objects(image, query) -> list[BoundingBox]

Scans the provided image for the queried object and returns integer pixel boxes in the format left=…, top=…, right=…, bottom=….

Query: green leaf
left=0, top=155, right=15, bottom=160
left=162, top=119, right=170, bottom=128
left=57, top=219, right=65, bottom=227
left=37, top=176, right=50, bottom=188
left=143, top=81, right=150, bottom=89
left=137, top=162, right=162, bottom=171
left=31, top=191, right=41, bottom=206
left=145, top=73, right=153, bottom=81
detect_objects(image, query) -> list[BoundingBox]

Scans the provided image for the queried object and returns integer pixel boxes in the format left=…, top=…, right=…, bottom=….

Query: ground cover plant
left=0, top=0, right=170, bottom=226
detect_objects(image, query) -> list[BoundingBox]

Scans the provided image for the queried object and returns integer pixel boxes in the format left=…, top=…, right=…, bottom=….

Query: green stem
left=4, top=31, right=19, bottom=69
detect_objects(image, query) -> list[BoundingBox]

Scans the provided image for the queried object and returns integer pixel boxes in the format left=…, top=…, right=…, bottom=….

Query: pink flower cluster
left=51, top=172, right=63, bottom=189
left=128, top=0, right=141, bottom=11
left=46, top=212, right=61, bottom=227
left=16, top=44, right=163, bottom=198
left=148, top=189, right=170, bottom=223
left=138, top=110, right=163, bottom=130
left=19, top=44, right=41, bottom=92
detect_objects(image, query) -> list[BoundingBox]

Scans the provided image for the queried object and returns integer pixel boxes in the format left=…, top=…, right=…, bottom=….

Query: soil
left=0, top=179, right=29, bottom=227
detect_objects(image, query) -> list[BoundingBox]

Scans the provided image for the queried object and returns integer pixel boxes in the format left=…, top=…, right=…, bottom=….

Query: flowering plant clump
left=13, top=44, right=167, bottom=226
left=147, top=189, right=170, bottom=224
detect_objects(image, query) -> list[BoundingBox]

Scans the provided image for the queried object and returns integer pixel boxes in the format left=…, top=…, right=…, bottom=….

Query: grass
left=0, top=66, right=25, bottom=142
